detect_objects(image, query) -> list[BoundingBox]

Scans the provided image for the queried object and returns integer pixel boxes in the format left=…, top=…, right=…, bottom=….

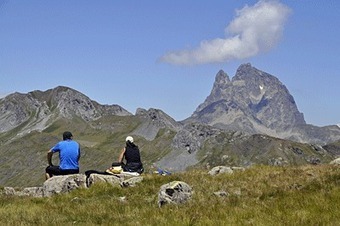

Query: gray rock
left=2, top=186, right=44, bottom=197
left=86, top=173, right=122, bottom=187
left=121, top=176, right=144, bottom=187
left=2, top=187, right=16, bottom=195
left=43, top=174, right=86, bottom=197
left=208, top=166, right=234, bottom=176
left=231, top=166, right=246, bottom=172
left=158, top=181, right=192, bottom=207
left=213, top=190, right=229, bottom=197
left=268, top=157, right=288, bottom=166
left=20, top=187, right=44, bottom=197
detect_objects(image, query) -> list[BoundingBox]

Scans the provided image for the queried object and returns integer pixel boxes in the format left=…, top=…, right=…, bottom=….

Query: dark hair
left=126, top=140, right=137, bottom=148
left=63, top=131, right=73, bottom=140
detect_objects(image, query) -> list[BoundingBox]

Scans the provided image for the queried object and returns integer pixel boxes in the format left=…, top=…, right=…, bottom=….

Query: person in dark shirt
left=118, top=136, right=144, bottom=174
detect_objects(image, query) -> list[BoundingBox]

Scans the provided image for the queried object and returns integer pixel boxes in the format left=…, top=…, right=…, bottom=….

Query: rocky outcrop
left=0, top=92, right=51, bottom=133
left=86, top=173, right=122, bottom=187
left=43, top=174, right=87, bottom=197
left=2, top=186, right=44, bottom=197
left=133, top=108, right=182, bottom=141
left=208, top=166, right=246, bottom=176
left=158, top=181, right=192, bottom=207
left=2, top=173, right=143, bottom=198
left=172, top=123, right=221, bottom=153
left=154, top=123, right=222, bottom=172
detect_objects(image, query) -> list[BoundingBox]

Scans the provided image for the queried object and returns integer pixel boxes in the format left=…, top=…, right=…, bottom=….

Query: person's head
left=126, top=136, right=134, bottom=144
left=63, top=131, right=73, bottom=140
left=125, top=136, right=137, bottom=148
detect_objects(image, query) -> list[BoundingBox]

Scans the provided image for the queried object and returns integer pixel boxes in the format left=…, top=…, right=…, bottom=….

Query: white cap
left=126, top=136, right=134, bottom=143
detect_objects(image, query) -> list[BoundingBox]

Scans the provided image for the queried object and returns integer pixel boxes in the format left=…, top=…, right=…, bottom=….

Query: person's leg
left=45, top=165, right=61, bottom=180
left=59, top=169, right=79, bottom=175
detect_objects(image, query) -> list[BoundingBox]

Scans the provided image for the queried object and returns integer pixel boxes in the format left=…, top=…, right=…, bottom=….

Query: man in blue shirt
left=45, top=131, right=81, bottom=180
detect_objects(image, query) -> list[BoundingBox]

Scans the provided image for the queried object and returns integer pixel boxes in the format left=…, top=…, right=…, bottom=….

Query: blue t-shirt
left=51, top=140, right=80, bottom=170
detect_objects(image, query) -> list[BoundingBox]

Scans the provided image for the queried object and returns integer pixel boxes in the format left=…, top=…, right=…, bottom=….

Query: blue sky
left=0, top=1, right=339, bottom=126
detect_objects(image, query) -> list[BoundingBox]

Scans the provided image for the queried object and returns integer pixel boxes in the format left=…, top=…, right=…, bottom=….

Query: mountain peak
left=233, top=63, right=274, bottom=82
left=188, top=63, right=306, bottom=138
left=234, top=63, right=253, bottom=77
left=237, top=62, right=253, bottom=70
left=214, top=70, right=230, bottom=87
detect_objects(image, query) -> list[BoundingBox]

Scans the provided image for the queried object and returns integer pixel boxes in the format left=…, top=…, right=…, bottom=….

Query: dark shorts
left=46, top=165, right=79, bottom=177
left=122, top=162, right=144, bottom=174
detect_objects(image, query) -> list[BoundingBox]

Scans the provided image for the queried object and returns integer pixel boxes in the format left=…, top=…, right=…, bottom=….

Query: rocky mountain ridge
left=1, top=63, right=340, bottom=187
left=1, top=64, right=339, bottom=145
left=0, top=86, right=131, bottom=136
left=185, top=63, right=340, bottom=144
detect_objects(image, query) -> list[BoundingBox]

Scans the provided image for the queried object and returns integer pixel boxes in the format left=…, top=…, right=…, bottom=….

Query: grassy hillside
left=0, top=112, right=337, bottom=188
left=195, top=133, right=334, bottom=169
left=0, top=165, right=339, bottom=225
left=0, top=115, right=176, bottom=187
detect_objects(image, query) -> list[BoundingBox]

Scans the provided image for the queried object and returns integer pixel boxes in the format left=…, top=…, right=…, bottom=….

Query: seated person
left=118, top=136, right=144, bottom=174
left=45, top=131, right=80, bottom=180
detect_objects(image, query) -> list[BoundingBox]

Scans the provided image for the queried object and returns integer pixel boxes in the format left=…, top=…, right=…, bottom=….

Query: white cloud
left=160, top=0, right=291, bottom=65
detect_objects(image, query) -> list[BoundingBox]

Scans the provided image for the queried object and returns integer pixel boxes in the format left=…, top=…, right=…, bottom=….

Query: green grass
left=1, top=164, right=339, bottom=225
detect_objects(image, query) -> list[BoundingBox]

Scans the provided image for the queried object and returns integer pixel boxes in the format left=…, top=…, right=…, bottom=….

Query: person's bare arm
left=118, top=148, right=125, bottom=163
left=47, top=149, right=54, bottom=166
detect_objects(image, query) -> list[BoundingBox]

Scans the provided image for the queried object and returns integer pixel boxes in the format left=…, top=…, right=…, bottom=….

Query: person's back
left=56, top=139, right=80, bottom=170
left=124, top=145, right=141, bottom=164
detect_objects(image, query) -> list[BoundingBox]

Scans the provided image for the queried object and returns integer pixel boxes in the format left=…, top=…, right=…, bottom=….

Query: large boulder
left=86, top=172, right=143, bottom=188
left=43, top=174, right=86, bottom=197
left=158, top=181, right=192, bottom=207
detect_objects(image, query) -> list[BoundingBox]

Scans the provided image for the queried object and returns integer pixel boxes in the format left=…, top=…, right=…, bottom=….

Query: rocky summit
left=185, top=63, right=340, bottom=144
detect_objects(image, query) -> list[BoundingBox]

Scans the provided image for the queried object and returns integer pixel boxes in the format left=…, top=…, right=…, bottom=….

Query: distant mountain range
left=1, top=63, right=339, bottom=187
